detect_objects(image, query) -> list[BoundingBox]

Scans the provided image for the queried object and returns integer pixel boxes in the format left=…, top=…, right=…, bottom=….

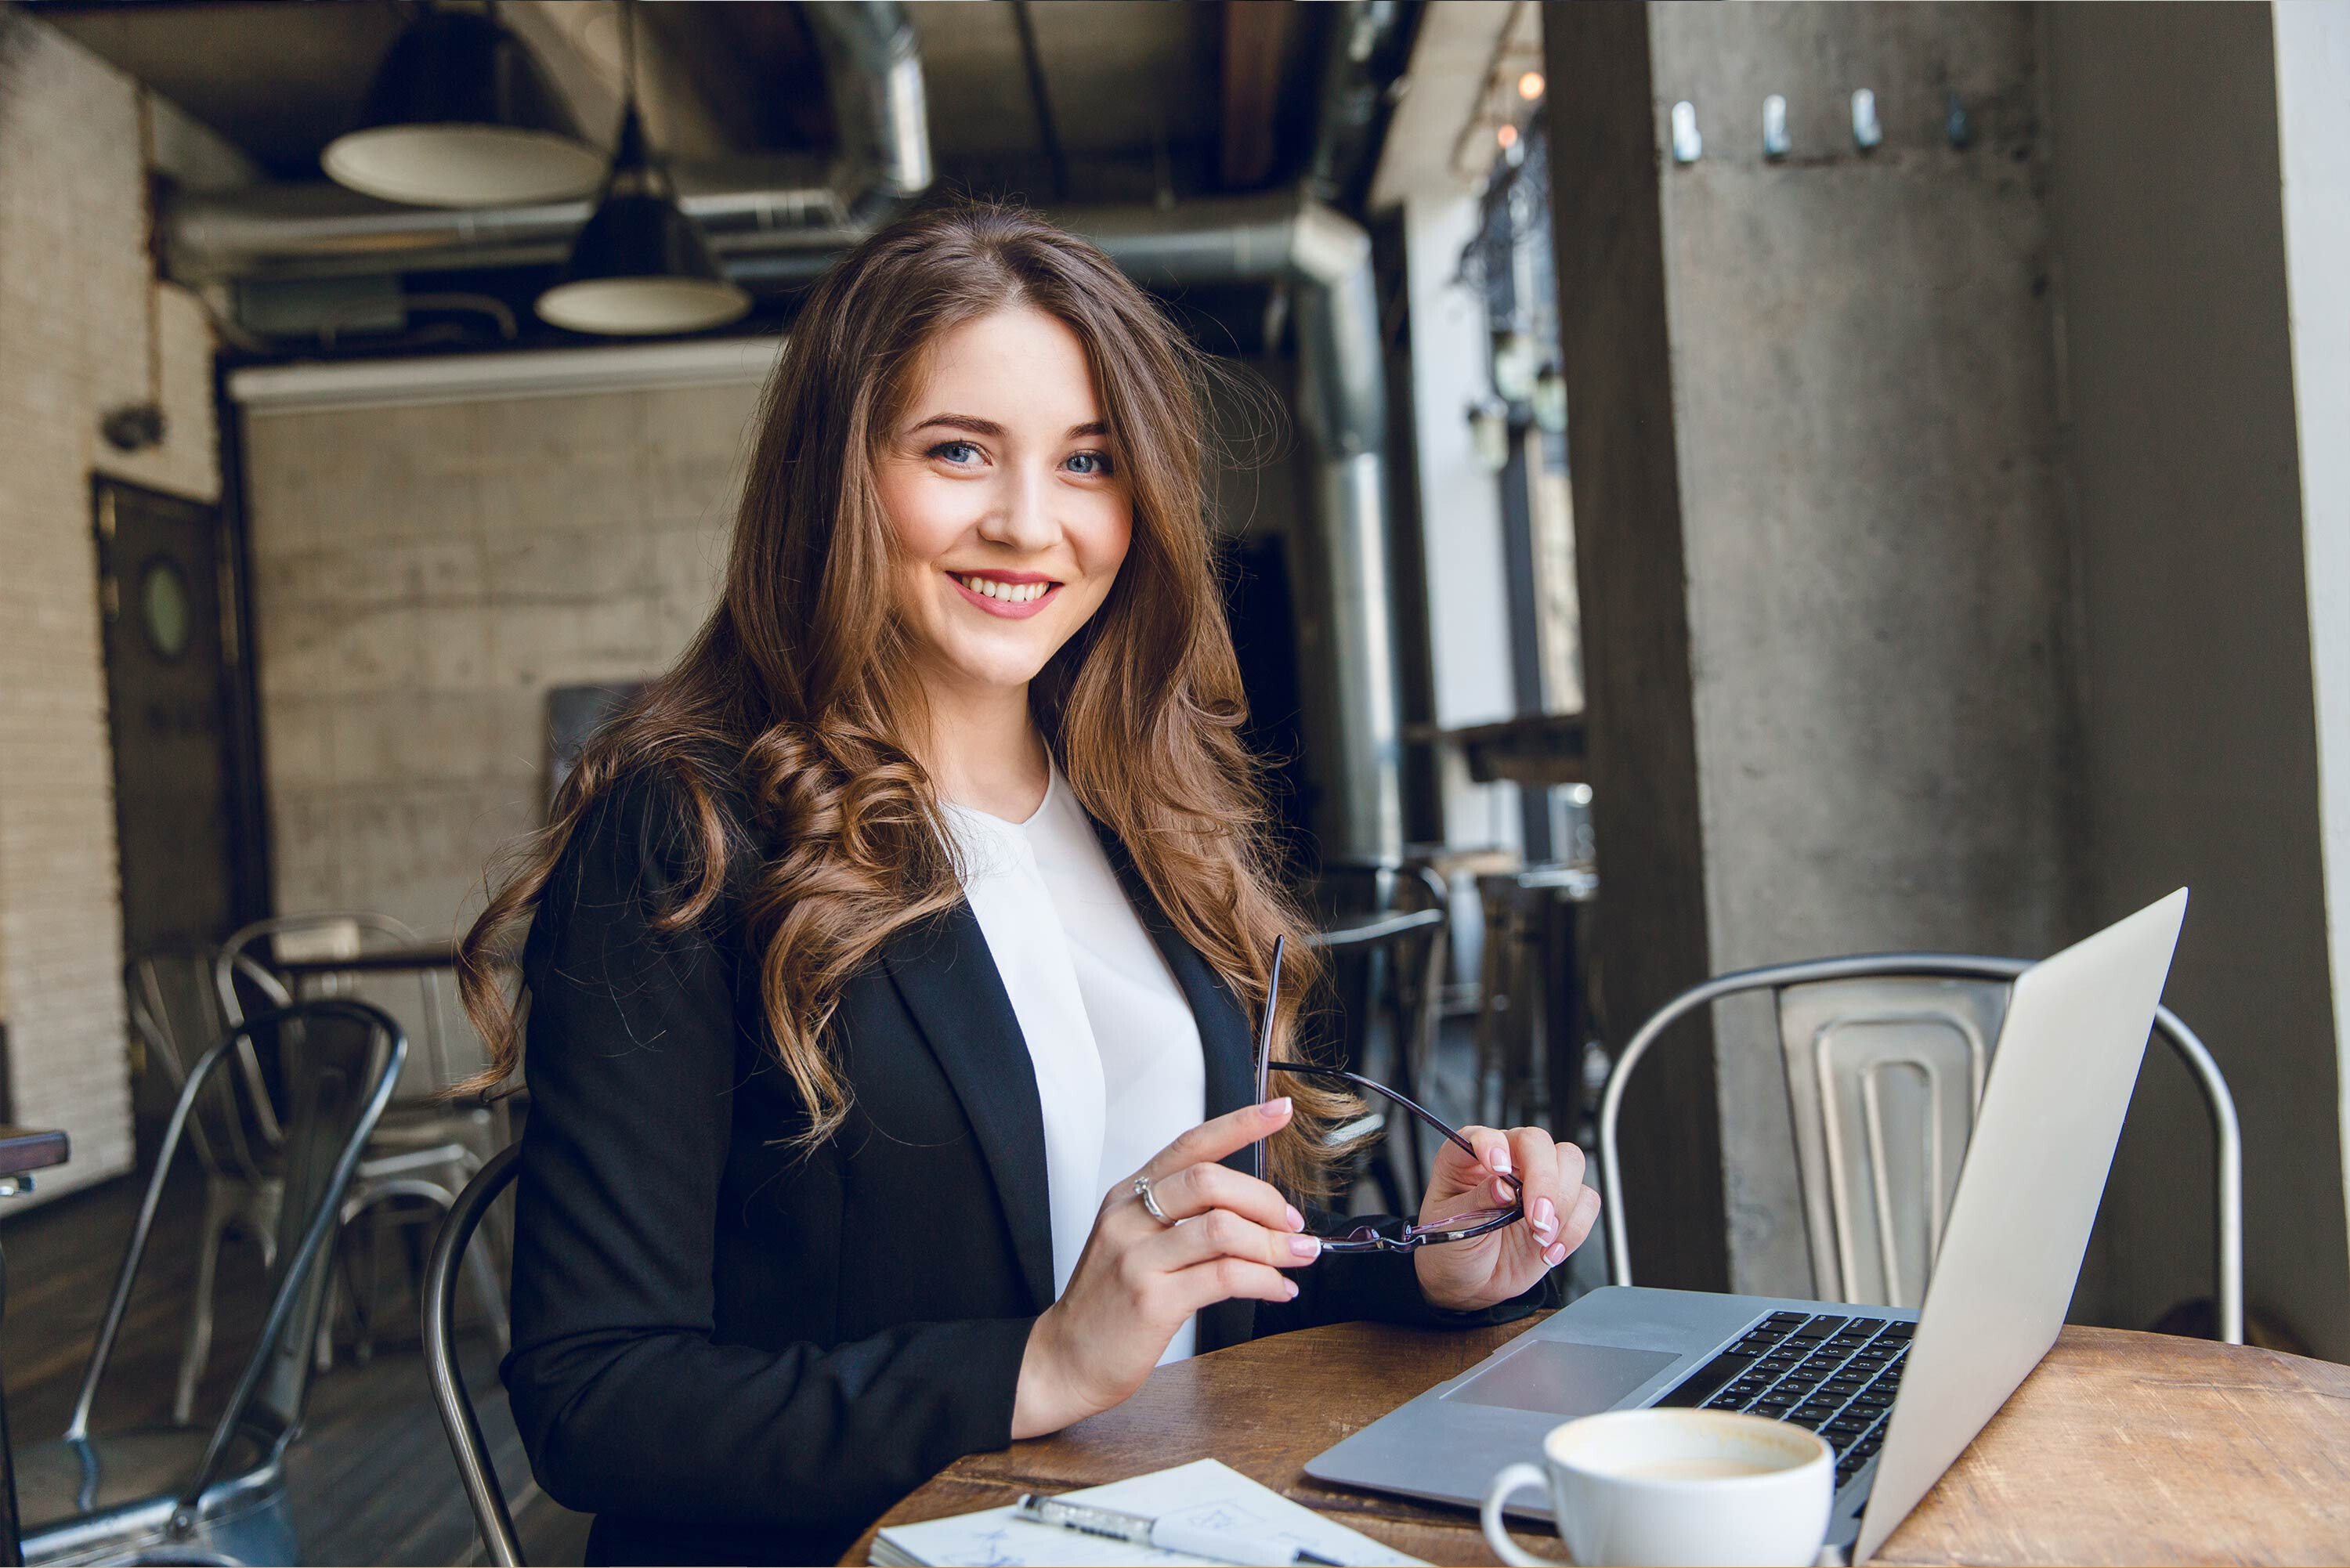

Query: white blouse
left=940, top=758, right=1208, bottom=1364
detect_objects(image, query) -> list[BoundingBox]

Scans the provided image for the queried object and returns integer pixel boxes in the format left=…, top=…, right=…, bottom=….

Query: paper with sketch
left=869, top=1458, right=1426, bottom=1567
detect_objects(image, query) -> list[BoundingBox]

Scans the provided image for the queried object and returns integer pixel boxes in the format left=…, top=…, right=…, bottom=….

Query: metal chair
left=424, top=1143, right=524, bottom=1568
left=1596, top=954, right=2244, bottom=1344
left=128, top=948, right=313, bottom=1425
left=215, top=913, right=508, bottom=1375
left=1473, top=864, right=1600, bottom=1134
left=15, top=1001, right=405, bottom=1566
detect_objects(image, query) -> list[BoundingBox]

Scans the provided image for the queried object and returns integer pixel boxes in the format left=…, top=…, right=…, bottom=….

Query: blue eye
left=1066, top=450, right=1115, bottom=476
left=927, top=439, right=982, bottom=465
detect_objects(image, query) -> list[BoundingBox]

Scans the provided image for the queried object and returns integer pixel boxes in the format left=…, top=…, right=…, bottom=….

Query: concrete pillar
left=1541, top=3, right=1728, bottom=1292
left=1544, top=2, right=2074, bottom=1293
left=2272, top=0, right=2350, bottom=1354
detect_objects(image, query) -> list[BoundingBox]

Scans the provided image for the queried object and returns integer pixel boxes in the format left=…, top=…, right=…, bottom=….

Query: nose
left=975, top=464, right=1059, bottom=555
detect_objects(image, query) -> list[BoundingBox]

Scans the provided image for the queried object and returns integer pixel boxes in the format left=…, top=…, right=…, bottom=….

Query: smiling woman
left=450, top=198, right=1595, bottom=1567
left=878, top=314, right=1132, bottom=724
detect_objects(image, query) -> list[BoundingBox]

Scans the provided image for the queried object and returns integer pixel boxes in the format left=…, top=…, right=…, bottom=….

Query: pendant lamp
left=535, top=1, right=750, bottom=336
left=324, top=2, right=606, bottom=208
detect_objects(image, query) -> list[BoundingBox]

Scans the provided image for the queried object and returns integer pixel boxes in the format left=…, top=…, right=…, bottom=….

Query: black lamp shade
left=535, top=107, right=750, bottom=336
left=536, top=193, right=751, bottom=335
left=324, top=9, right=606, bottom=208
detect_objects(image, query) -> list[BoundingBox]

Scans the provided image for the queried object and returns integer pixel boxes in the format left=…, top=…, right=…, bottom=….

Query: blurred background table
left=846, top=1317, right=2350, bottom=1566
left=0, top=1125, right=70, bottom=1568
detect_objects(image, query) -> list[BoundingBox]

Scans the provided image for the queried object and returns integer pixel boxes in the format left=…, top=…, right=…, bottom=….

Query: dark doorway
left=1220, top=532, right=1313, bottom=871
left=96, top=479, right=264, bottom=958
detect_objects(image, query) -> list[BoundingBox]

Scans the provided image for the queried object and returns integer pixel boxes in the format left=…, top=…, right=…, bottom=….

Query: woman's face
left=876, top=305, right=1133, bottom=699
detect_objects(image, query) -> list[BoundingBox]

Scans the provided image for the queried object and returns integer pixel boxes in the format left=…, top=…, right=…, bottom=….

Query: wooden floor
left=0, top=1167, right=592, bottom=1566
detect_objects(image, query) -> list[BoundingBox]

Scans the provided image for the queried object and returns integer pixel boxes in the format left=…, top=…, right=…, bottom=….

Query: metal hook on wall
left=1671, top=100, right=1702, bottom=164
left=1852, top=87, right=1883, bottom=151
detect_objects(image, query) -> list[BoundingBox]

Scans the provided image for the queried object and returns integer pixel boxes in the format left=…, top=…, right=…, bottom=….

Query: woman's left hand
left=1412, top=1125, right=1601, bottom=1313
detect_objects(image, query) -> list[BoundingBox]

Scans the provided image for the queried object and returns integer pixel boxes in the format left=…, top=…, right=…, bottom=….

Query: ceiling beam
left=1220, top=0, right=1290, bottom=189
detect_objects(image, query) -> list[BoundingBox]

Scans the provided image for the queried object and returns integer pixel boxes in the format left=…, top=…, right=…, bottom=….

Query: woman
left=457, top=199, right=1601, bottom=1566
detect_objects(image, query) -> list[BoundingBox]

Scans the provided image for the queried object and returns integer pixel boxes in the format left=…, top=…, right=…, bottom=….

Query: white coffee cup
left=1480, top=1407, right=1834, bottom=1566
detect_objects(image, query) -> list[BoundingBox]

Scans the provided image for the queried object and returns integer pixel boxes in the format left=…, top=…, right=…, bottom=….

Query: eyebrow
left=908, top=413, right=1109, bottom=440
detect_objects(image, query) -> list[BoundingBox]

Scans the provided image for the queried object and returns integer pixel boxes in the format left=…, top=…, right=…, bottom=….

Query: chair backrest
left=1473, top=865, right=1600, bottom=1129
left=127, top=945, right=255, bottom=1182
left=1303, top=859, right=1451, bottom=1076
left=68, top=999, right=406, bottom=1507
left=425, top=1143, right=524, bottom=1568
left=219, top=911, right=459, bottom=1098
left=1596, top=954, right=2244, bottom=1343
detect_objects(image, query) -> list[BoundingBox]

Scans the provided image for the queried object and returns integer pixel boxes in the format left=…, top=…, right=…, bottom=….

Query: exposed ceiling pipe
left=804, top=0, right=931, bottom=227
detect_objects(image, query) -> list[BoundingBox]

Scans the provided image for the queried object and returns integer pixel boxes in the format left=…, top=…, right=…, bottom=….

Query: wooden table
left=847, top=1317, right=2350, bottom=1566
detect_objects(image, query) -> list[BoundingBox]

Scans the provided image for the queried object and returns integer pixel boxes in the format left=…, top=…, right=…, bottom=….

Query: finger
left=1168, top=1252, right=1300, bottom=1312
left=1152, top=1159, right=1304, bottom=1234
left=1509, top=1127, right=1565, bottom=1246
left=1449, top=1125, right=1519, bottom=1209
left=1430, top=1125, right=1510, bottom=1182
left=1137, top=1097, right=1293, bottom=1184
left=1144, top=1206, right=1322, bottom=1274
left=1561, top=1183, right=1603, bottom=1253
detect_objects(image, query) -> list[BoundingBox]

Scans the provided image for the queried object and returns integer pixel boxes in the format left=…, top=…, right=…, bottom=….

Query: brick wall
left=0, top=17, right=227, bottom=1199
left=237, top=376, right=761, bottom=956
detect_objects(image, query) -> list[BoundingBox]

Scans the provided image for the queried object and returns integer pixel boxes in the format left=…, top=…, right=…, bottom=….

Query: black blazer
left=504, top=768, right=1553, bottom=1566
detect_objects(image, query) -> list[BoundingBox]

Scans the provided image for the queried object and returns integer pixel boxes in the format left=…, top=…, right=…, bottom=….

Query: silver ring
left=1133, top=1174, right=1176, bottom=1226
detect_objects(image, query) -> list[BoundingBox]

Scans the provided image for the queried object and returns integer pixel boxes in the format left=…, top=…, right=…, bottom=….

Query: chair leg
left=174, top=1181, right=233, bottom=1424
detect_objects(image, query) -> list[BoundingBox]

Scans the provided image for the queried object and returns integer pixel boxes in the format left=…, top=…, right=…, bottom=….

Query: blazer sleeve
left=501, top=770, right=1036, bottom=1530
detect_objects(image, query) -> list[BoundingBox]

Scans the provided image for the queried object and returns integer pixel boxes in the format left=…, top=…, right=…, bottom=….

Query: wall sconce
left=1491, top=331, right=1541, bottom=403
left=1531, top=367, right=1567, bottom=435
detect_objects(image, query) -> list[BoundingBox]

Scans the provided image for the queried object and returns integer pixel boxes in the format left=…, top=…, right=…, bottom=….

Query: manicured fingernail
left=1492, top=1176, right=1513, bottom=1205
left=1289, top=1234, right=1321, bottom=1259
left=1545, top=1242, right=1568, bottom=1266
left=1285, top=1204, right=1305, bottom=1231
left=1485, top=1146, right=1512, bottom=1174
left=1285, top=1280, right=1300, bottom=1300
left=1534, top=1197, right=1558, bottom=1234
left=1263, top=1097, right=1292, bottom=1122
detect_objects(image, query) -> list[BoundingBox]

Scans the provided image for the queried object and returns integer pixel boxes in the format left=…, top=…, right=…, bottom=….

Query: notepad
left=869, top=1458, right=1426, bottom=1567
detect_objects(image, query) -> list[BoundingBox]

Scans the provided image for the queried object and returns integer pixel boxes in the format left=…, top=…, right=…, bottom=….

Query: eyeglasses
left=1255, top=933, right=1524, bottom=1252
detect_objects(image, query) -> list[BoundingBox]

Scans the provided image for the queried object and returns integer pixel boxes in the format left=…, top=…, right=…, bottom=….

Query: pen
left=1013, top=1492, right=1345, bottom=1567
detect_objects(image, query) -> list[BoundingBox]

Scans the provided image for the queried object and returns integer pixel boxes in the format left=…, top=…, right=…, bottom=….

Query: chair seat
left=16, top=1427, right=279, bottom=1560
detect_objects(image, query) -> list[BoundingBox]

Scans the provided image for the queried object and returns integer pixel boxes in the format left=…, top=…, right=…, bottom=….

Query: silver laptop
left=1307, top=889, right=2188, bottom=1563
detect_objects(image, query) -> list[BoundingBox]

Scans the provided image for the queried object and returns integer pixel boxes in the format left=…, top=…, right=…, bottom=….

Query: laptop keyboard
left=1652, top=1311, right=1913, bottom=1489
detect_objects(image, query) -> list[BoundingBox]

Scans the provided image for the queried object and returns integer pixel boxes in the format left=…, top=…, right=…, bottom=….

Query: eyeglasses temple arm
left=1264, top=1058, right=1525, bottom=1198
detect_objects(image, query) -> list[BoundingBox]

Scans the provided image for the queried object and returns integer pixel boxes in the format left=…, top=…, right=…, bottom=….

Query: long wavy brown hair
left=456, top=197, right=1354, bottom=1195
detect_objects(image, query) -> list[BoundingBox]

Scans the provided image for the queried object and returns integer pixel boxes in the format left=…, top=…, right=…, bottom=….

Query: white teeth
left=956, top=573, right=1049, bottom=604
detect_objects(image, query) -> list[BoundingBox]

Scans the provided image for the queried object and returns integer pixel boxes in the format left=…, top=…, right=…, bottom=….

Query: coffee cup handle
left=1480, top=1461, right=1568, bottom=1567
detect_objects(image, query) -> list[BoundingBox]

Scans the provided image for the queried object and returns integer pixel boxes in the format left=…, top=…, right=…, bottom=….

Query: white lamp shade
left=323, top=124, right=609, bottom=208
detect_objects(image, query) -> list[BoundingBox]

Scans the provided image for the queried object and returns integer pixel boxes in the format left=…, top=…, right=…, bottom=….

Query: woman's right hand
left=1010, top=1097, right=1320, bottom=1438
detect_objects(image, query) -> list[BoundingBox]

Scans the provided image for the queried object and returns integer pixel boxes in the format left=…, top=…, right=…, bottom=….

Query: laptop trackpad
left=1443, top=1342, right=1682, bottom=1417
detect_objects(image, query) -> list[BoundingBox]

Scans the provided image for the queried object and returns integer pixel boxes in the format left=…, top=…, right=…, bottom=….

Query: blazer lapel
left=879, top=902, right=1059, bottom=1314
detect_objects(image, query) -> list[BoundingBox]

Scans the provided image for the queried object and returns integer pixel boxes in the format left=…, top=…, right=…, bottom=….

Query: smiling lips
left=949, top=570, right=1062, bottom=620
